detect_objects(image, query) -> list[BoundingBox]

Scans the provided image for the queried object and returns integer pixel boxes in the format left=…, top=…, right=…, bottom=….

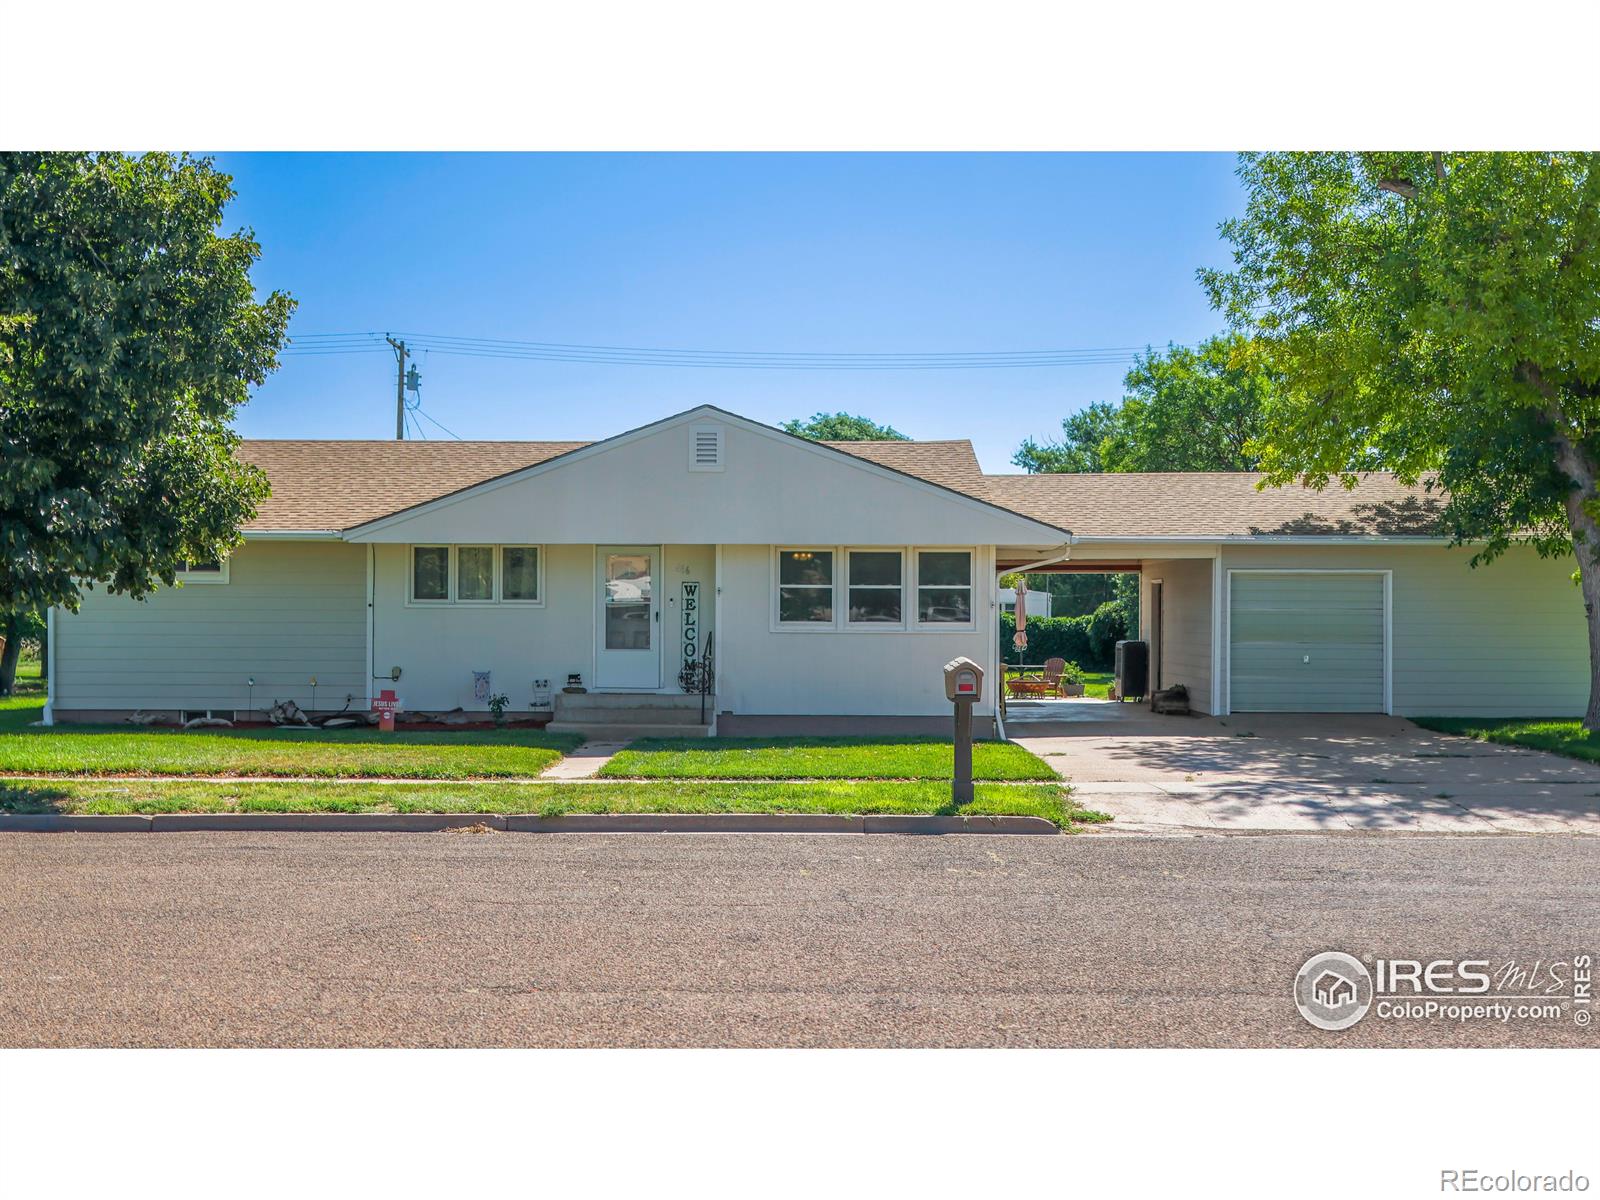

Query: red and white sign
left=373, top=688, right=402, bottom=732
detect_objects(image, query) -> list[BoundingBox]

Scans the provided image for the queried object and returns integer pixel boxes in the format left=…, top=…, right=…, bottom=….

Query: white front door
left=595, top=546, right=661, bottom=690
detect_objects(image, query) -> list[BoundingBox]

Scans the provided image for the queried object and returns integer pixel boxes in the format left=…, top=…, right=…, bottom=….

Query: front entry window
left=604, top=553, right=653, bottom=650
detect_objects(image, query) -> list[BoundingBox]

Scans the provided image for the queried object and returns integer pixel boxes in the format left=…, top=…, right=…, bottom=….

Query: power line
left=413, top=406, right=464, bottom=441
left=279, top=329, right=1167, bottom=370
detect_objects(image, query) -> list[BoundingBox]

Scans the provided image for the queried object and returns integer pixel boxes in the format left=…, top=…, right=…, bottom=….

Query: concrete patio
left=1005, top=699, right=1600, bottom=834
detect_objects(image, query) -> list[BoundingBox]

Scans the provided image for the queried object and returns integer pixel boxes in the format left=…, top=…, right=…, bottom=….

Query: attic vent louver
left=688, top=424, right=725, bottom=472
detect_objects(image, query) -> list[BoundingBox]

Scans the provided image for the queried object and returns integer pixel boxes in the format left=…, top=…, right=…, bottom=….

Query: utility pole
left=385, top=337, right=408, bottom=439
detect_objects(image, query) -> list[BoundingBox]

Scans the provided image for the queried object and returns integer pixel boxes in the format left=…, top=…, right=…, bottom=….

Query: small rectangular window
left=176, top=558, right=229, bottom=584
left=917, top=550, right=973, bottom=624
left=777, top=549, right=833, bottom=624
left=847, top=550, right=903, bottom=624
left=457, top=546, right=495, bottom=601
left=411, top=546, right=449, bottom=601
left=502, top=546, right=540, bottom=602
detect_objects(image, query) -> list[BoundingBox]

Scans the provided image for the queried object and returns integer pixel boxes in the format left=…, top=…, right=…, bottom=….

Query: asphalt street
left=1, top=830, right=1595, bottom=1047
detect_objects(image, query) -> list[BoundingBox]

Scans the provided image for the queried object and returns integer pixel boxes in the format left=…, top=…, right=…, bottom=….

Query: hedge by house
left=1000, top=598, right=1130, bottom=671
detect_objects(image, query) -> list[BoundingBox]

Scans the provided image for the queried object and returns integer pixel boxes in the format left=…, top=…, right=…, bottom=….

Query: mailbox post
left=942, top=656, right=985, bottom=805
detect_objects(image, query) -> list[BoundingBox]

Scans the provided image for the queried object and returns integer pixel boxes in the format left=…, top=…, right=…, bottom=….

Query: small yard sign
left=373, top=688, right=402, bottom=732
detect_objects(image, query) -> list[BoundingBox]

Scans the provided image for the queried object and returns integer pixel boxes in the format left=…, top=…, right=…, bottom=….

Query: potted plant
left=1058, top=661, right=1088, bottom=697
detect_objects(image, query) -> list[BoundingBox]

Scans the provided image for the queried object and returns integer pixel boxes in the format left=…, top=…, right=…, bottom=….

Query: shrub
left=1000, top=601, right=1132, bottom=672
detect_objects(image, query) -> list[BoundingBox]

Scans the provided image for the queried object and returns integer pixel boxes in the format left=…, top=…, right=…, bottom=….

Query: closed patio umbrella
left=1012, top=577, right=1028, bottom=658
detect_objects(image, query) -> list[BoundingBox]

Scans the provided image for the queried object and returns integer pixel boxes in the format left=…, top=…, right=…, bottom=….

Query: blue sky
left=216, top=153, right=1246, bottom=472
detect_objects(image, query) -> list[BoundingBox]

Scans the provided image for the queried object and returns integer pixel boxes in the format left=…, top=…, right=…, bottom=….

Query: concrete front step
left=555, top=692, right=704, bottom=710
left=553, top=693, right=710, bottom=729
left=546, top=721, right=713, bottom=740
left=552, top=709, right=707, bottom=726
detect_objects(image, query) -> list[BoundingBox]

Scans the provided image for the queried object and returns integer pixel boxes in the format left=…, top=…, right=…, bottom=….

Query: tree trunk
left=37, top=615, right=47, bottom=681
left=1550, top=425, right=1600, bottom=731
left=0, top=615, right=20, bottom=697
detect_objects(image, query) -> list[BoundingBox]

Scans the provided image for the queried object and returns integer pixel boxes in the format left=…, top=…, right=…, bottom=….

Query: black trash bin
left=1114, top=640, right=1149, bottom=702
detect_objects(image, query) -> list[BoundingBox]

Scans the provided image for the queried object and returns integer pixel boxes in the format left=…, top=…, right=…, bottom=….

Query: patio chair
left=1005, top=659, right=1071, bottom=699
left=1041, top=658, right=1068, bottom=696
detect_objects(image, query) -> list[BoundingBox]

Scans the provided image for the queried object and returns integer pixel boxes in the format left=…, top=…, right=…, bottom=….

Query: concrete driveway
left=1006, top=701, right=1600, bottom=834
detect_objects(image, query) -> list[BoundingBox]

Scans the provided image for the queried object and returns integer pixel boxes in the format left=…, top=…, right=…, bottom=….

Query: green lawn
left=0, top=777, right=1108, bottom=827
left=0, top=680, right=580, bottom=779
left=1412, top=717, right=1600, bottom=766
left=600, top=735, right=1057, bottom=780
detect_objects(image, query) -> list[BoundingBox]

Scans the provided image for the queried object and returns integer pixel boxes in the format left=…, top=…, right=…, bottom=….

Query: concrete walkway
left=1007, top=701, right=1600, bottom=834
left=536, top=739, right=631, bottom=779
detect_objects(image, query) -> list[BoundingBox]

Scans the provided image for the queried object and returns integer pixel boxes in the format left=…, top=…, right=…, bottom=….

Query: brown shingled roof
left=820, top=439, right=986, bottom=493
left=236, top=434, right=1446, bottom=540
left=984, top=471, right=1447, bottom=538
left=237, top=440, right=588, bottom=531
left=237, top=436, right=989, bottom=532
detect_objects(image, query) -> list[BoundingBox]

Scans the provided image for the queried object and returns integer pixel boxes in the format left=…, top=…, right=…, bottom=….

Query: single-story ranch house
left=45, top=405, right=1588, bottom=735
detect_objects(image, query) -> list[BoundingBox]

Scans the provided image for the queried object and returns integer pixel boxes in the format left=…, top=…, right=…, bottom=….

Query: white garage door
left=1228, top=572, right=1386, bottom=713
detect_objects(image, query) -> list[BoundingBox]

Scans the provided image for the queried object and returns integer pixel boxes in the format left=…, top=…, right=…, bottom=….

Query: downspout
left=365, top=544, right=376, bottom=710
left=42, top=606, right=56, bottom=726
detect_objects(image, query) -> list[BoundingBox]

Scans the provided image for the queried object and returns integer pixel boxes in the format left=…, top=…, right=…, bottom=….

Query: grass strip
left=0, top=778, right=1108, bottom=828
left=600, top=735, right=1056, bottom=781
left=1411, top=717, right=1600, bottom=766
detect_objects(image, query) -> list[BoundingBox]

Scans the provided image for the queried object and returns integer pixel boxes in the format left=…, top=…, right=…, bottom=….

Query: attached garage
left=1226, top=571, right=1389, bottom=713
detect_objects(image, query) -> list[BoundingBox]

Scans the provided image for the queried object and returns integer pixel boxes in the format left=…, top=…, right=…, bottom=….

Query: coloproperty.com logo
left=1293, top=951, right=1594, bottom=1032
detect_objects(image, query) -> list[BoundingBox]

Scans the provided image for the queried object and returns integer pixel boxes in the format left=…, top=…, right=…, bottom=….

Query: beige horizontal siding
left=53, top=540, right=368, bottom=714
left=1143, top=558, right=1214, bottom=713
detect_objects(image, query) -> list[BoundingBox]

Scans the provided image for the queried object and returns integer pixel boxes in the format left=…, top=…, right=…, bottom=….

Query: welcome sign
left=681, top=581, right=700, bottom=666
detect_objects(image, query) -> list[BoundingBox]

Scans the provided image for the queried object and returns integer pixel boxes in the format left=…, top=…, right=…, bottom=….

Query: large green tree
left=782, top=411, right=910, bottom=441
left=0, top=152, right=292, bottom=694
left=1012, top=334, right=1269, bottom=473
left=1202, top=151, right=1600, bottom=728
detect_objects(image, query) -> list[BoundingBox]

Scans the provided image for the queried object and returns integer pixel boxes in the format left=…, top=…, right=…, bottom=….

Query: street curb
left=147, top=813, right=510, bottom=833
left=0, top=812, right=1060, bottom=835
left=0, top=814, right=155, bottom=832
left=862, top=814, right=1059, bottom=835
left=505, top=812, right=867, bottom=834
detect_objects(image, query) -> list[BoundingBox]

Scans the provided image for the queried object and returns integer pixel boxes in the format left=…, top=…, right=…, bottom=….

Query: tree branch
left=1377, top=177, right=1417, bottom=200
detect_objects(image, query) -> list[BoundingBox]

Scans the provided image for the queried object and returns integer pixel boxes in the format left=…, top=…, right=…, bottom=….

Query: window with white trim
left=176, top=558, right=229, bottom=585
left=457, top=546, right=495, bottom=601
left=777, top=549, right=833, bottom=624
left=847, top=549, right=903, bottom=625
left=411, top=546, right=450, bottom=602
left=916, top=550, right=973, bottom=624
left=501, top=546, right=540, bottom=602
left=408, top=544, right=546, bottom=605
